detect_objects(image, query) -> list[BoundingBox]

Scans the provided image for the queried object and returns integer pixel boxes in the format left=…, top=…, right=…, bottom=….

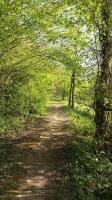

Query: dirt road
left=0, top=104, right=72, bottom=200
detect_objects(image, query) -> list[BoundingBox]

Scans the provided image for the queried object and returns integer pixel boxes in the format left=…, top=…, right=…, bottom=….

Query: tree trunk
left=95, top=0, right=111, bottom=139
left=62, top=89, right=65, bottom=100
left=71, top=72, right=75, bottom=109
left=68, top=71, right=75, bottom=109
left=68, top=74, right=72, bottom=107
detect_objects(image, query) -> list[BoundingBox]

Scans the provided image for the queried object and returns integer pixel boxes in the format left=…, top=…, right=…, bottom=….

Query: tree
left=94, top=0, right=112, bottom=145
left=68, top=71, right=75, bottom=108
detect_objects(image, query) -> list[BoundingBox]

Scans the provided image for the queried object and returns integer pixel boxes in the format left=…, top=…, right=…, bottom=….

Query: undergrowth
left=0, top=141, right=16, bottom=195
left=55, top=104, right=112, bottom=200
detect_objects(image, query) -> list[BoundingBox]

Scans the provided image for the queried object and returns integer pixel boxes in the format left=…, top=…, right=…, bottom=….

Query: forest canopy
left=0, top=0, right=111, bottom=134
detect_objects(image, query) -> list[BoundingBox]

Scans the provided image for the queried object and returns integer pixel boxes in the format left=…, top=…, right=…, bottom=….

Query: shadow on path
left=0, top=105, right=72, bottom=200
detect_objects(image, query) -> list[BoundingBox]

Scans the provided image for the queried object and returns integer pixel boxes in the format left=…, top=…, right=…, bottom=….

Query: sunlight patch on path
left=1, top=105, right=72, bottom=200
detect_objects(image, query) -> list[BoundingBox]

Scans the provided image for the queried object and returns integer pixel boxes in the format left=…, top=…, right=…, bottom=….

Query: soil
left=0, top=104, right=72, bottom=200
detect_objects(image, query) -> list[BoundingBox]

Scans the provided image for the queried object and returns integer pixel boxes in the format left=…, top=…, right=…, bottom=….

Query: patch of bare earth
left=0, top=105, right=72, bottom=200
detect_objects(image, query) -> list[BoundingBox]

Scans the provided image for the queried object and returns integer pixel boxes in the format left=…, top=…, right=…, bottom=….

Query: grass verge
left=54, top=104, right=112, bottom=200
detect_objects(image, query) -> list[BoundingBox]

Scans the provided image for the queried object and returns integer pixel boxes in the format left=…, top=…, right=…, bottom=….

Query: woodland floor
left=0, top=104, right=73, bottom=200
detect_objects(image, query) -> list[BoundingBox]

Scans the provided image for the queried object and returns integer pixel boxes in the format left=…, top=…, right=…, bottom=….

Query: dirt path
left=0, top=104, right=72, bottom=200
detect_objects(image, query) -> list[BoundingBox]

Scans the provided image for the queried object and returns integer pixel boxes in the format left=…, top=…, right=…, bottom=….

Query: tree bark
left=62, top=89, right=65, bottom=100
left=68, top=74, right=72, bottom=107
left=68, top=71, right=75, bottom=109
left=71, top=72, right=75, bottom=109
left=95, top=0, right=111, bottom=138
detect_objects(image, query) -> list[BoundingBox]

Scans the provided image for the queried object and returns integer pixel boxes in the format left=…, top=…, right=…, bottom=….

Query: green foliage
left=0, top=72, right=49, bottom=134
left=54, top=102, right=112, bottom=200
left=0, top=0, right=52, bottom=134
left=59, top=142, right=112, bottom=200
left=55, top=124, right=112, bottom=200
left=50, top=67, right=70, bottom=100
left=67, top=103, right=95, bottom=135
